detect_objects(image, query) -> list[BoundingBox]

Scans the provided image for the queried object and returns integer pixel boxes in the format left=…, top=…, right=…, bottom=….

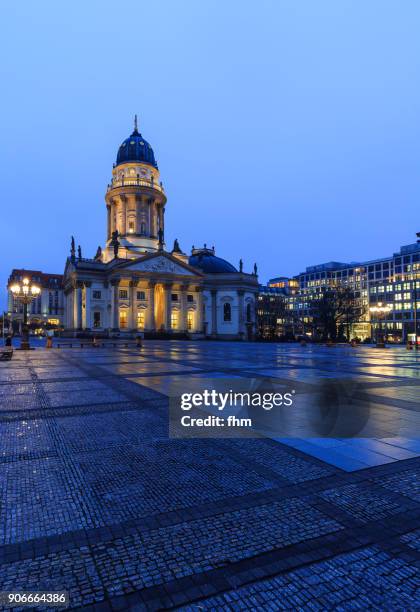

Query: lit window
left=137, top=311, right=145, bottom=329
left=171, top=311, right=178, bottom=329
left=187, top=311, right=194, bottom=330
left=119, top=310, right=127, bottom=328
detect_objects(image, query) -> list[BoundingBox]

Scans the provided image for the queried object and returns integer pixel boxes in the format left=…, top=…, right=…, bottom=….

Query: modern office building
left=258, top=234, right=420, bottom=343
left=257, top=277, right=299, bottom=339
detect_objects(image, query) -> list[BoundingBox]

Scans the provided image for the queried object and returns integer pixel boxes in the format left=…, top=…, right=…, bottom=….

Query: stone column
left=65, top=290, right=71, bottom=328
left=107, top=206, right=111, bottom=240
left=120, top=196, right=127, bottom=235
left=180, top=285, right=188, bottom=332
left=135, top=195, right=142, bottom=234
left=195, top=286, right=203, bottom=333
left=146, top=281, right=156, bottom=331
left=164, top=282, right=172, bottom=331
left=211, top=289, right=218, bottom=337
left=109, top=200, right=115, bottom=236
left=237, top=290, right=245, bottom=339
left=129, top=281, right=136, bottom=329
left=148, top=200, right=154, bottom=237
left=73, top=283, right=83, bottom=330
left=110, top=279, right=120, bottom=330
left=84, top=282, right=92, bottom=329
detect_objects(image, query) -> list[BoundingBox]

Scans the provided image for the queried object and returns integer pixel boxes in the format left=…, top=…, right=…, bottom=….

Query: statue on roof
left=70, top=236, right=75, bottom=261
left=158, top=227, right=164, bottom=251
left=78, top=245, right=82, bottom=259
left=111, top=230, right=120, bottom=258
left=172, top=238, right=182, bottom=253
left=239, top=259, right=243, bottom=273
left=94, top=246, right=102, bottom=261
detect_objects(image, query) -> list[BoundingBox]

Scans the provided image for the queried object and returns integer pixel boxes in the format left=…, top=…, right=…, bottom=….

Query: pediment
left=120, top=254, right=199, bottom=276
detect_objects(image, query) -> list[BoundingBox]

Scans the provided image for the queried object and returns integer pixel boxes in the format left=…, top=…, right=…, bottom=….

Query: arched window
left=246, top=303, right=252, bottom=322
left=223, top=302, right=231, bottom=322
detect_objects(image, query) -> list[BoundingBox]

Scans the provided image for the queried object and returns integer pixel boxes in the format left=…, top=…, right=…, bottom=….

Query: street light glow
left=8, top=278, right=41, bottom=350
left=369, top=302, right=392, bottom=315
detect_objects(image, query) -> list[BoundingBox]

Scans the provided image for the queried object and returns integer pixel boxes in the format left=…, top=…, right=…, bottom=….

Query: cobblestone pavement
left=0, top=342, right=418, bottom=611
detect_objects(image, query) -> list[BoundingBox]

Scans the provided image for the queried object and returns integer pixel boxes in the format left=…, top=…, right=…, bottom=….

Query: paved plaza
left=0, top=341, right=419, bottom=611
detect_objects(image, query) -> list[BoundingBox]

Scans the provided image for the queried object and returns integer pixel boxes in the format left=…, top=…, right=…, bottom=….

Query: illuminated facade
left=62, top=120, right=259, bottom=339
left=259, top=234, right=420, bottom=342
left=6, top=269, right=64, bottom=332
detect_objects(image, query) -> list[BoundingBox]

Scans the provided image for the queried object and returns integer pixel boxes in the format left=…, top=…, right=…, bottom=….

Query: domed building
left=63, top=118, right=258, bottom=339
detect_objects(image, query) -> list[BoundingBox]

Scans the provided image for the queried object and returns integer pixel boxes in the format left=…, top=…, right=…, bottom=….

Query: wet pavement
left=0, top=341, right=418, bottom=610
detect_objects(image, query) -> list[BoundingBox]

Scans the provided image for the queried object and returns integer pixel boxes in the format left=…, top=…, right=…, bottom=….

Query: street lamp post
left=369, top=302, right=392, bottom=348
left=9, top=278, right=41, bottom=350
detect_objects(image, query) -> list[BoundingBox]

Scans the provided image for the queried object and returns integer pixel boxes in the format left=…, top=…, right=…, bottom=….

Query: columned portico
left=147, top=281, right=156, bottom=331
left=84, top=282, right=92, bottom=329
left=74, top=282, right=82, bottom=330
left=237, top=289, right=245, bottom=338
left=195, top=286, right=203, bottom=333
left=129, top=280, right=136, bottom=330
left=180, top=285, right=188, bottom=332
left=211, top=290, right=218, bottom=337
left=164, top=282, right=173, bottom=332
left=110, top=279, right=120, bottom=330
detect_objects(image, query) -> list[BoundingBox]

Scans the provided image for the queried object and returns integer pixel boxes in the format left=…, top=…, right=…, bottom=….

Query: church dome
left=189, top=247, right=237, bottom=273
left=116, top=120, right=157, bottom=168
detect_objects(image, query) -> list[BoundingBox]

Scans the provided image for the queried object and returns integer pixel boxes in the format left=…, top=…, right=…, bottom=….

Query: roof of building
left=189, top=247, right=238, bottom=274
left=116, top=119, right=157, bottom=168
left=8, top=269, right=63, bottom=288
left=259, top=284, right=287, bottom=295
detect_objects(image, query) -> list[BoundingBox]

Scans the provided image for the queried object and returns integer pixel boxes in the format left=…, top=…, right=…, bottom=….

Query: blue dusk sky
left=1, top=0, right=419, bottom=308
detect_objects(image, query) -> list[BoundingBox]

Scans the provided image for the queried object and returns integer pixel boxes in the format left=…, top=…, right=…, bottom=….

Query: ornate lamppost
left=9, top=278, right=41, bottom=350
left=369, top=302, right=392, bottom=348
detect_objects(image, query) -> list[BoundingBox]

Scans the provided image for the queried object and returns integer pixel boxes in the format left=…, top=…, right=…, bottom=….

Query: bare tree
left=309, top=287, right=365, bottom=341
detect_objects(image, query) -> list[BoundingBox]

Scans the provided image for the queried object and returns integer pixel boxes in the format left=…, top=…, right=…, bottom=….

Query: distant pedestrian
left=46, top=329, right=54, bottom=349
